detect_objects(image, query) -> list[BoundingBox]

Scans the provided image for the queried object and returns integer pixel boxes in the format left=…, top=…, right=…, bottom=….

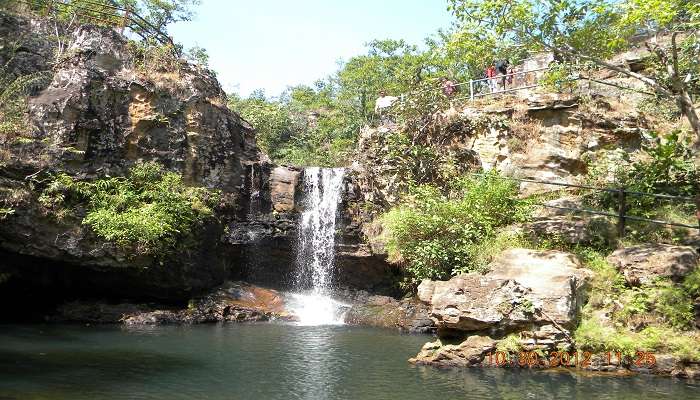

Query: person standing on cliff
left=495, top=59, right=509, bottom=91
left=486, top=65, right=497, bottom=93
left=440, top=77, right=458, bottom=108
left=374, top=90, right=398, bottom=125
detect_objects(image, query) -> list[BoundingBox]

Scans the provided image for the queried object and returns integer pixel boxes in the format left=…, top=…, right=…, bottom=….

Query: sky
left=168, top=0, right=454, bottom=98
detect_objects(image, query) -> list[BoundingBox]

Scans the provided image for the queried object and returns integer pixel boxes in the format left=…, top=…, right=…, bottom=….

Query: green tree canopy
left=448, top=0, right=700, bottom=137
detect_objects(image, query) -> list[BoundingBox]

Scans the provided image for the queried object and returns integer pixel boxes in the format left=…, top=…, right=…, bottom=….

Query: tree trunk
left=676, top=90, right=700, bottom=139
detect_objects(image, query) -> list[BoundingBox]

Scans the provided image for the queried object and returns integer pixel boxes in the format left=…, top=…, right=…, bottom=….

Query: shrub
left=586, top=131, right=698, bottom=214
left=584, top=130, right=698, bottom=243
left=574, top=317, right=639, bottom=357
left=382, top=172, right=531, bottom=288
left=497, top=334, right=522, bottom=353
left=649, top=282, right=695, bottom=329
left=40, top=162, right=219, bottom=256
left=683, top=268, right=700, bottom=298
left=576, top=319, right=700, bottom=361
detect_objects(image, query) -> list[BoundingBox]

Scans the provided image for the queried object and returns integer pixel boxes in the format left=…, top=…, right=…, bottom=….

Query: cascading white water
left=287, top=167, right=348, bottom=325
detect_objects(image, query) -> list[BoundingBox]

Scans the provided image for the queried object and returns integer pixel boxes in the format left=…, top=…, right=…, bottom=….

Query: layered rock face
left=0, top=12, right=262, bottom=302
left=54, top=281, right=292, bottom=324
left=0, top=12, right=395, bottom=311
left=411, top=248, right=592, bottom=366
left=354, top=94, right=646, bottom=207
left=223, top=164, right=398, bottom=294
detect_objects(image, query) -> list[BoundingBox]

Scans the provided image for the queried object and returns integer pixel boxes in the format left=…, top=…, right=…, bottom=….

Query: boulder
left=532, top=197, right=584, bottom=218
left=418, top=248, right=592, bottom=334
left=418, top=275, right=534, bottom=333
left=487, top=249, right=592, bottom=326
left=344, top=294, right=435, bottom=333
left=409, top=336, right=497, bottom=367
left=525, top=216, right=616, bottom=246
left=269, top=166, right=300, bottom=212
left=54, top=282, right=293, bottom=325
left=607, top=244, right=699, bottom=286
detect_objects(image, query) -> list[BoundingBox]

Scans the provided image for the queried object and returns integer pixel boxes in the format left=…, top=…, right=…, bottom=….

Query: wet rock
left=607, top=244, right=699, bottom=286
left=409, top=336, right=496, bottom=367
left=55, top=282, right=292, bottom=325
left=344, top=294, right=435, bottom=333
left=269, top=166, right=300, bottom=212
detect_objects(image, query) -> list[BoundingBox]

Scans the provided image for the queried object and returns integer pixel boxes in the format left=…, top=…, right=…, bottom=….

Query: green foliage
left=497, top=334, right=523, bottom=353
left=184, top=45, right=210, bottom=68
left=0, top=43, right=52, bottom=140
left=382, top=172, right=531, bottom=288
left=571, top=244, right=699, bottom=360
left=683, top=268, right=700, bottom=298
left=12, top=0, right=200, bottom=37
left=0, top=207, right=14, bottom=219
left=227, top=34, right=502, bottom=167
left=623, top=131, right=698, bottom=205
left=649, top=282, right=695, bottom=329
left=540, top=62, right=578, bottom=93
left=448, top=0, right=700, bottom=132
left=584, top=131, right=698, bottom=243
left=574, top=317, right=640, bottom=357
left=40, top=162, right=219, bottom=256
left=575, top=319, right=700, bottom=360
left=228, top=85, right=359, bottom=167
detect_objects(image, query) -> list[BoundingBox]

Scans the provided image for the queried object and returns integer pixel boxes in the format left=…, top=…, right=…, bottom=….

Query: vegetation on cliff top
left=39, top=162, right=219, bottom=256
left=449, top=0, right=700, bottom=137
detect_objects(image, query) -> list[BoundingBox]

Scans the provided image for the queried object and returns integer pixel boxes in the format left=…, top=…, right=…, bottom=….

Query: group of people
left=485, top=59, right=514, bottom=93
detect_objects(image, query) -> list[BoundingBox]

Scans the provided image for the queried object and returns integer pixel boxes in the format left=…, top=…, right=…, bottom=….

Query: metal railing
left=466, top=67, right=551, bottom=100
left=14, top=0, right=175, bottom=48
left=470, top=172, right=700, bottom=237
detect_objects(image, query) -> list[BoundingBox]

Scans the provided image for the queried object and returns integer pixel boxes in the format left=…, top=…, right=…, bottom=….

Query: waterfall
left=287, top=167, right=348, bottom=325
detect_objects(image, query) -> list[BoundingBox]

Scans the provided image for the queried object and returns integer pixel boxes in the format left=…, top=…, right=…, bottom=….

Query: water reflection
left=0, top=323, right=697, bottom=400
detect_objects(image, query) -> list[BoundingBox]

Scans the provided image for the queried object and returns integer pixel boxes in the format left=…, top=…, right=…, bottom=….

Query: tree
left=336, top=39, right=428, bottom=120
left=448, top=0, right=700, bottom=139
left=3, top=0, right=199, bottom=45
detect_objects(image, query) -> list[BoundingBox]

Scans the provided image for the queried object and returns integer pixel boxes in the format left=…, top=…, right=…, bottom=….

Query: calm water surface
left=0, top=323, right=697, bottom=400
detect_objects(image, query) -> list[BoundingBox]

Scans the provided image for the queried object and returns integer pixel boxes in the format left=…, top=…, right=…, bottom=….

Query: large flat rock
left=418, top=248, right=592, bottom=333
left=607, top=244, right=699, bottom=286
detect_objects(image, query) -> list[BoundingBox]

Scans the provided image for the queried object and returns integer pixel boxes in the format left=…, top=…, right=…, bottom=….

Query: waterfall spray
left=288, top=167, right=347, bottom=325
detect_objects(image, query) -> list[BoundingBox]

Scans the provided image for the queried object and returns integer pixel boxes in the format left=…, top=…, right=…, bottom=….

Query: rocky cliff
left=0, top=12, right=395, bottom=316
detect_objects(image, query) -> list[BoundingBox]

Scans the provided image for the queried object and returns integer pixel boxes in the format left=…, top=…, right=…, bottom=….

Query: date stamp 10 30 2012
left=485, top=350, right=657, bottom=368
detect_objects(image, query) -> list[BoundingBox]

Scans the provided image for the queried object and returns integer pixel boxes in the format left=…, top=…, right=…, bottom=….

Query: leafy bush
left=0, top=45, right=52, bottom=141
left=649, top=281, right=695, bottom=329
left=584, top=131, right=698, bottom=243
left=40, top=162, right=219, bottom=256
left=587, top=131, right=698, bottom=213
left=496, top=334, right=522, bottom=353
left=575, top=319, right=700, bottom=360
left=574, top=317, right=639, bottom=357
left=683, top=268, right=700, bottom=298
left=540, top=62, right=578, bottom=93
left=573, top=245, right=699, bottom=361
left=382, top=172, right=531, bottom=288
